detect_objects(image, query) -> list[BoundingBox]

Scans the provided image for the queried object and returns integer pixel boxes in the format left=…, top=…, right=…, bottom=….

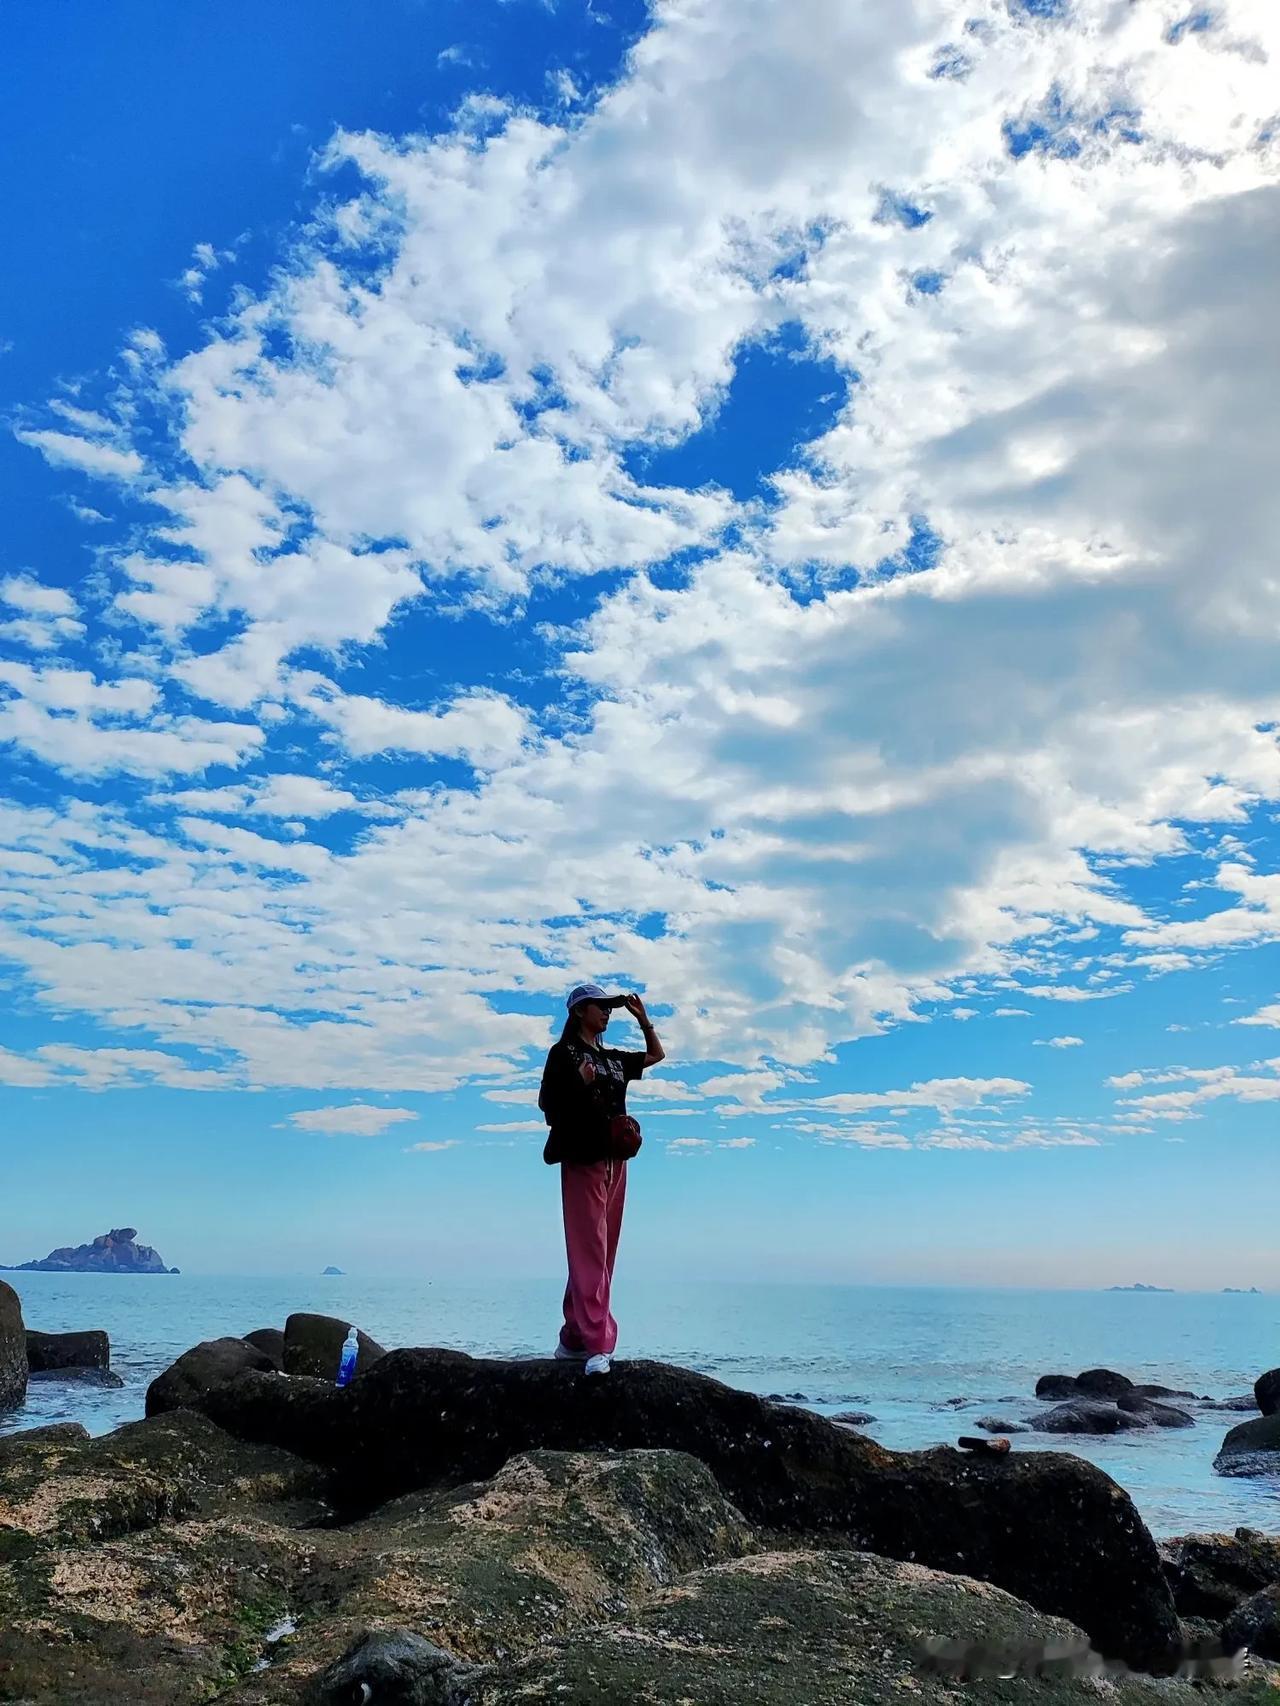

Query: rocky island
left=1, top=1226, right=178, bottom=1275
left=1107, top=1284, right=1174, bottom=1292
left=321, top=1265, right=344, bottom=1276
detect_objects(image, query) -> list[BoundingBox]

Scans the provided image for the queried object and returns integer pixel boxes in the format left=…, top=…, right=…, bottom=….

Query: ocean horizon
left=5, top=1270, right=1277, bottom=1541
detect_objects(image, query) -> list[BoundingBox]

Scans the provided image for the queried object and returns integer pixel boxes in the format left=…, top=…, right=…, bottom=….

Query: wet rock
left=1204, top=1393, right=1260, bottom=1412
left=0, top=1408, right=326, bottom=1552
left=1255, top=1368, right=1280, bottom=1417
left=28, top=1366, right=124, bottom=1388
left=193, top=1349, right=1182, bottom=1672
left=1214, top=1411, right=1280, bottom=1477
left=1132, top=1383, right=1195, bottom=1400
left=1223, top=1584, right=1280, bottom=1660
left=25, top=1328, right=110, bottom=1372
left=1036, top=1373, right=1080, bottom=1399
left=465, top=1548, right=1255, bottom=1705
left=308, top=1628, right=477, bottom=1706
left=282, top=1313, right=387, bottom=1382
left=1031, top=1399, right=1148, bottom=1434
left=0, top=1279, right=27, bottom=1411
left=976, top=1415, right=1031, bottom=1434
left=0, top=1421, right=89, bottom=1451
left=244, top=1327, right=286, bottom=1369
left=146, top=1336, right=279, bottom=1417
left=1160, top=1530, right=1280, bottom=1619
left=1116, top=1393, right=1194, bottom=1427
left=829, top=1410, right=876, bottom=1426
left=1076, top=1368, right=1135, bottom=1400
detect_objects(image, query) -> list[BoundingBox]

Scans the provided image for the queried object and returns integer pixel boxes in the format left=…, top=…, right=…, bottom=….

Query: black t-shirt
left=538, top=1038, right=646, bottom=1165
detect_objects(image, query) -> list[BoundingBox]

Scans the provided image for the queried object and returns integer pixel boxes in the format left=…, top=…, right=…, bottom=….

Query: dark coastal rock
left=243, top=1327, right=286, bottom=1369
left=28, top=1366, right=124, bottom=1388
left=1255, top=1368, right=1280, bottom=1417
left=1160, top=1529, right=1280, bottom=1620
left=4, top=1226, right=174, bottom=1275
left=1116, top=1393, right=1195, bottom=1428
left=191, top=1349, right=1182, bottom=1672
left=1214, top=1411, right=1280, bottom=1477
left=0, top=1421, right=89, bottom=1452
left=976, top=1415, right=1031, bottom=1434
left=308, top=1629, right=476, bottom=1705
left=1031, top=1398, right=1148, bottom=1434
left=1223, top=1585, right=1280, bottom=1660
left=0, top=1280, right=26, bottom=1411
left=1204, top=1394, right=1260, bottom=1412
left=1036, top=1373, right=1080, bottom=1399
left=282, top=1312, right=387, bottom=1381
left=145, top=1336, right=278, bottom=1418
left=830, top=1409, right=876, bottom=1426
left=24, top=1327, right=110, bottom=1372
left=458, top=1550, right=1247, bottom=1705
left=1132, top=1383, right=1196, bottom=1400
left=1076, top=1368, right=1135, bottom=1399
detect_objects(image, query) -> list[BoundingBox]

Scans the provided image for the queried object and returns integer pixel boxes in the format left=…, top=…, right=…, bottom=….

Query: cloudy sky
left=1, top=0, right=1277, bottom=1285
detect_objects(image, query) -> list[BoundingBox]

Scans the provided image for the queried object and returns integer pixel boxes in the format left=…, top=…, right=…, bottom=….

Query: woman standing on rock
left=538, top=983, right=665, bottom=1376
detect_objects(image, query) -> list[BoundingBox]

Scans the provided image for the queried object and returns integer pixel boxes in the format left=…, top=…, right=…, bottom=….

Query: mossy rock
left=470, top=1548, right=1280, bottom=1705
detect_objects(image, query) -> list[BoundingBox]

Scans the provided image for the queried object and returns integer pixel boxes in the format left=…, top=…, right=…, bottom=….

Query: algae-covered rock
left=194, top=1349, right=1181, bottom=1672
left=0, top=1408, right=326, bottom=1552
left=1224, top=1583, right=1280, bottom=1660
left=146, top=1335, right=279, bottom=1417
left=0, top=1281, right=27, bottom=1411
left=1160, top=1528, right=1280, bottom=1618
left=466, top=1549, right=1274, bottom=1705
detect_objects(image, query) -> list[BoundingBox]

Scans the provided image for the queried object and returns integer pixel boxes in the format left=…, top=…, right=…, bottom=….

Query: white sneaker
left=554, top=1343, right=587, bottom=1361
left=584, top=1354, right=612, bottom=1377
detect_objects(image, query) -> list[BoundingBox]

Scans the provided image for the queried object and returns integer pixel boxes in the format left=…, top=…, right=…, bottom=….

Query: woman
left=538, top=982, right=665, bottom=1376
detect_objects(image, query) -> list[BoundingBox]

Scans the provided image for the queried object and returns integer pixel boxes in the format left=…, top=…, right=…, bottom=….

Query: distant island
left=1106, top=1283, right=1174, bottom=1292
left=1223, top=1286, right=1262, bottom=1294
left=322, top=1265, right=345, bottom=1276
left=1, top=1227, right=178, bottom=1275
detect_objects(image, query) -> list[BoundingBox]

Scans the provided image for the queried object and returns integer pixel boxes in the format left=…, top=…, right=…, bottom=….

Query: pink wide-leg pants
left=558, top=1158, right=627, bottom=1357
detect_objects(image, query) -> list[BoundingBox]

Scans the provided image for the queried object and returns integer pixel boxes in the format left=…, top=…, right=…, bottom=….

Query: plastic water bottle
left=336, top=1326, right=359, bottom=1388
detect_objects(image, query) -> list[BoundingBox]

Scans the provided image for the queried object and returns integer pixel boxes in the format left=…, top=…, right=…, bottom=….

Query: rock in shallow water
left=1031, top=1398, right=1149, bottom=1434
left=1214, top=1411, right=1280, bottom=1477
left=1255, top=1367, right=1280, bottom=1418
left=25, top=1329, right=110, bottom=1372
left=0, top=1280, right=27, bottom=1412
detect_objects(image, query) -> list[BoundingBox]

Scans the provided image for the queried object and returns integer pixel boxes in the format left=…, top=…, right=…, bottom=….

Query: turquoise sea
left=3, top=1272, right=1277, bottom=1540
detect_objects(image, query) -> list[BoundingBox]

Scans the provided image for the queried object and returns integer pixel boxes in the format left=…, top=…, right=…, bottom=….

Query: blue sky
left=2, top=0, right=1279, bottom=1286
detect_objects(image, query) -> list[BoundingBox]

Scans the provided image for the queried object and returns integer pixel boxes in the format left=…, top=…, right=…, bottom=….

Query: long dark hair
left=559, top=1005, right=588, bottom=1046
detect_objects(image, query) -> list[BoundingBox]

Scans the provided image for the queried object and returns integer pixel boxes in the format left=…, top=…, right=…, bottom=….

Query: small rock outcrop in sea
left=1106, top=1283, right=1174, bottom=1292
left=1255, top=1367, right=1280, bottom=1417
left=0, top=1280, right=27, bottom=1410
left=26, top=1329, right=110, bottom=1373
left=321, top=1265, right=344, bottom=1276
left=1214, top=1410, right=1280, bottom=1477
left=2, top=1227, right=177, bottom=1275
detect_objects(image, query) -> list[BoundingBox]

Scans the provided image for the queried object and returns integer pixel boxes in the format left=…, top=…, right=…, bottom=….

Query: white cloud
left=16, top=429, right=143, bottom=480
left=0, top=0, right=1278, bottom=1106
left=1035, top=1035, right=1083, bottom=1048
left=405, top=1139, right=460, bottom=1153
left=289, top=1103, right=419, bottom=1136
left=1235, top=1001, right=1280, bottom=1029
